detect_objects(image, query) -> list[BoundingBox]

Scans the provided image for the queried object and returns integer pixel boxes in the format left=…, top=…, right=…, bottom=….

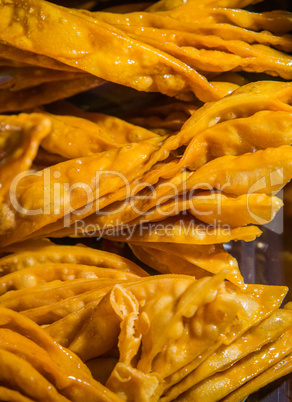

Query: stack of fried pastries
left=0, top=81, right=292, bottom=263
left=1, top=0, right=292, bottom=400
left=0, top=0, right=292, bottom=107
left=0, top=240, right=292, bottom=401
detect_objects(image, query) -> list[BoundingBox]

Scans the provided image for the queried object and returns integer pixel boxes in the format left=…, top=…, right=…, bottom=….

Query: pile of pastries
left=0, top=0, right=292, bottom=400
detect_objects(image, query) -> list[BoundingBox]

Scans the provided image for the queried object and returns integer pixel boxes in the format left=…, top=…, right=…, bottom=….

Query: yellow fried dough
left=183, top=146, right=292, bottom=196
left=147, top=0, right=262, bottom=12
left=0, top=2, right=291, bottom=399
left=165, top=5, right=292, bottom=35
left=105, top=274, right=287, bottom=400
left=99, top=17, right=292, bottom=77
left=58, top=169, right=193, bottom=236
left=127, top=101, right=195, bottom=132
left=133, top=242, right=238, bottom=277
left=23, top=288, right=110, bottom=325
left=0, top=386, right=34, bottom=401
left=2, top=81, right=290, bottom=244
left=0, top=349, right=70, bottom=402
left=106, top=274, right=231, bottom=399
left=0, top=263, right=138, bottom=295
left=0, top=75, right=103, bottom=113
left=0, top=0, right=224, bottom=101
left=162, top=308, right=292, bottom=400
left=126, top=192, right=282, bottom=228
left=69, top=284, right=139, bottom=361
left=156, top=281, right=287, bottom=375
left=64, top=112, right=159, bottom=145
left=0, top=278, right=131, bottom=311
left=180, top=110, right=292, bottom=169
left=0, top=42, right=80, bottom=72
left=0, top=114, right=51, bottom=200
left=46, top=275, right=194, bottom=352
left=0, top=66, right=85, bottom=92
left=188, top=193, right=283, bottom=227
left=130, top=242, right=243, bottom=287
left=0, top=242, right=147, bottom=277
left=44, top=288, right=117, bottom=345
left=182, top=81, right=292, bottom=133
left=177, top=326, right=292, bottom=401
left=33, top=143, right=291, bottom=241
left=130, top=243, right=210, bottom=276
left=56, top=175, right=282, bottom=238
left=0, top=307, right=123, bottom=401
left=136, top=274, right=236, bottom=376
left=46, top=101, right=166, bottom=143
left=40, top=114, right=119, bottom=158
left=104, top=214, right=262, bottom=244
left=22, top=282, right=117, bottom=325
left=143, top=281, right=287, bottom=398
left=123, top=27, right=292, bottom=82
left=41, top=112, right=158, bottom=158
left=0, top=328, right=90, bottom=399
left=107, top=361, right=162, bottom=402
left=222, top=353, right=292, bottom=402
left=0, top=137, right=163, bottom=246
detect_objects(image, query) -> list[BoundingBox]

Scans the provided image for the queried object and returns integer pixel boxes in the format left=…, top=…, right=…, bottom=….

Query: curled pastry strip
left=102, top=214, right=262, bottom=244
left=0, top=277, right=134, bottom=311
left=125, top=192, right=283, bottom=227
left=0, top=42, right=80, bottom=72
left=147, top=0, right=263, bottom=12
left=0, top=263, right=139, bottom=295
left=0, top=114, right=52, bottom=200
left=176, top=325, right=292, bottom=401
left=0, top=66, right=86, bottom=92
left=0, top=386, right=35, bottom=402
left=180, top=110, right=292, bottom=170
left=0, top=307, right=123, bottom=401
left=40, top=112, right=159, bottom=158
left=164, top=5, right=292, bottom=35
left=162, top=308, right=292, bottom=400
left=184, top=145, right=292, bottom=196
left=222, top=353, right=292, bottom=402
left=0, top=0, right=224, bottom=102
left=0, top=75, right=103, bottom=113
left=96, top=10, right=292, bottom=53
left=126, top=101, right=196, bottom=132
left=0, top=241, right=147, bottom=277
left=129, top=242, right=244, bottom=287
